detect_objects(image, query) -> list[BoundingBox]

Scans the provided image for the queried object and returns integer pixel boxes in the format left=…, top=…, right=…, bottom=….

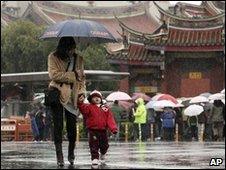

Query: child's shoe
left=92, top=159, right=99, bottom=165
left=100, top=154, right=106, bottom=164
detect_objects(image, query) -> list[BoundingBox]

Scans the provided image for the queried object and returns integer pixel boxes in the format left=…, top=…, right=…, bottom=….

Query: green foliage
left=81, top=43, right=112, bottom=70
left=1, top=20, right=57, bottom=73
left=1, top=20, right=118, bottom=90
left=78, top=44, right=118, bottom=91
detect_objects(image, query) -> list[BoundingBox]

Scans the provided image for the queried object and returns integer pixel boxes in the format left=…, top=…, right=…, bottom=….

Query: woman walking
left=47, top=37, right=86, bottom=166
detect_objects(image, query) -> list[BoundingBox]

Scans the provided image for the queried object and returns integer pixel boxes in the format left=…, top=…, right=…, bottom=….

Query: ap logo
left=209, top=158, right=223, bottom=166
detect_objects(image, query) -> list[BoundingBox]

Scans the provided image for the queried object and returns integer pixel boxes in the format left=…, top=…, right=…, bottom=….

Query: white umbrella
left=175, top=103, right=185, bottom=108
left=33, top=93, right=45, bottom=103
left=221, top=89, right=225, bottom=94
left=208, top=93, right=225, bottom=100
left=152, top=100, right=176, bottom=109
left=199, top=92, right=212, bottom=98
left=146, top=100, right=157, bottom=109
left=151, top=93, right=163, bottom=101
left=184, top=104, right=204, bottom=117
left=189, top=96, right=209, bottom=104
left=106, top=91, right=131, bottom=101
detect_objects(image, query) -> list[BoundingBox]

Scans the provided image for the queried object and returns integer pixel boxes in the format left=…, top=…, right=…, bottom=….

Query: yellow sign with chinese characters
left=189, top=72, right=202, bottom=79
left=134, top=86, right=158, bottom=93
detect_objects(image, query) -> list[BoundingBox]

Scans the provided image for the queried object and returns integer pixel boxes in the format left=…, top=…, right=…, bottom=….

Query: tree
left=1, top=20, right=57, bottom=73
left=81, top=43, right=112, bottom=70
left=1, top=20, right=118, bottom=91
left=80, top=43, right=118, bottom=91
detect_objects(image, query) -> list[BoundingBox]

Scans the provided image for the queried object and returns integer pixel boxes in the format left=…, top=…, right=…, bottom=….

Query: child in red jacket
left=78, top=90, right=117, bottom=165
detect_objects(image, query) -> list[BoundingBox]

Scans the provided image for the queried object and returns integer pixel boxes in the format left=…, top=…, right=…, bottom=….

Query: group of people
left=26, top=103, right=52, bottom=142
left=110, top=98, right=225, bottom=142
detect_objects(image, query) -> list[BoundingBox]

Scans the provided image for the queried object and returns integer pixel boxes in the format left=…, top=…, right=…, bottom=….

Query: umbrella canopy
left=184, top=104, right=204, bottom=117
left=174, top=103, right=185, bottom=108
left=146, top=100, right=158, bottom=109
left=189, top=96, right=209, bottom=104
left=118, top=101, right=134, bottom=111
left=151, top=93, right=163, bottom=101
left=106, top=91, right=131, bottom=101
left=199, top=92, right=212, bottom=98
left=33, top=93, right=44, bottom=103
left=152, top=100, right=176, bottom=109
left=208, top=93, right=225, bottom=100
left=132, top=93, right=151, bottom=101
left=151, top=94, right=178, bottom=104
left=40, top=19, right=117, bottom=43
left=221, top=89, right=225, bottom=94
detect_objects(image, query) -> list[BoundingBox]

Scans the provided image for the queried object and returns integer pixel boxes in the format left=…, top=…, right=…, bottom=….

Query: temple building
left=108, top=1, right=225, bottom=97
left=1, top=1, right=225, bottom=97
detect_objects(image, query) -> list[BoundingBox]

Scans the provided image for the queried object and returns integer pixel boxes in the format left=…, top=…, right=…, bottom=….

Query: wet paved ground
left=1, top=141, right=225, bottom=169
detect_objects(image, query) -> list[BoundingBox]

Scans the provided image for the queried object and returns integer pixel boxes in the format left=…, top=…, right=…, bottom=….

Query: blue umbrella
left=40, top=19, right=117, bottom=43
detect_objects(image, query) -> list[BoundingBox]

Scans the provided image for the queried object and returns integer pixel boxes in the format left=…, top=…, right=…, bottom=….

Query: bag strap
left=60, top=60, right=71, bottom=87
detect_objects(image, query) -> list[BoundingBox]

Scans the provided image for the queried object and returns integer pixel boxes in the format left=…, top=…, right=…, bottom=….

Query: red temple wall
left=164, top=55, right=224, bottom=97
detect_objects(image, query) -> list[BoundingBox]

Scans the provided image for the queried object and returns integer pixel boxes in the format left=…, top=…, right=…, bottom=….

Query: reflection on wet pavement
left=1, top=141, right=225, bottom=169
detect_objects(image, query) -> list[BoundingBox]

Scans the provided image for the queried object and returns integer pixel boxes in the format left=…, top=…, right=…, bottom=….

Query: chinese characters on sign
left=189, top=72, right=202, bottom=79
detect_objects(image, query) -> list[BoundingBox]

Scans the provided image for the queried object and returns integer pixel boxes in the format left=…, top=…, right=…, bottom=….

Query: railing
left=1, top=117, right=205, bottom=142
left=1, top=117, right=33, bottom=141
left=1, top=100, right=206, bottom=142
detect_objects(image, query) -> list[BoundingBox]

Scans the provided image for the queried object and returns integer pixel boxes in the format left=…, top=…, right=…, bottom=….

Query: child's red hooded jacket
left=78, top=102, right=117, bottom=133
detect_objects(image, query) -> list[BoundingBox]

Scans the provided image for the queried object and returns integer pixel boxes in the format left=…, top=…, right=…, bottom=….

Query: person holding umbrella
left=47, top=37, right=86, bottom=166
left=41, top=19, right=116, bottom=167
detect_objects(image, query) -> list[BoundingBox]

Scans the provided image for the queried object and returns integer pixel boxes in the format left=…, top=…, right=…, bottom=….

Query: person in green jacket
left=133, top=98, right=147, bottom=141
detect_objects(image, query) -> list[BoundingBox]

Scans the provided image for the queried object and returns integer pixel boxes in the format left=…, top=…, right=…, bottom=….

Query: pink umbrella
left=106, top=91, right=131, bottom=101
left=152, top=94, right=178, bottom=104
left=118, top=101, right=134, bottom=111
left=132, top=93, right=151, bottom=101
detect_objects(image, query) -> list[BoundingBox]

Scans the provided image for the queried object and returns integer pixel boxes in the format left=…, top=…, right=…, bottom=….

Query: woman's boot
left=68, top=142, right=75, bottom=165
left=55, top=143, right=64, bottom=167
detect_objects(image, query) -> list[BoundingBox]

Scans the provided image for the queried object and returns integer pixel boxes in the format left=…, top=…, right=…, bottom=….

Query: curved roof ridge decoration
left=1, top=18, right=8, bottom=27
left=174, top=2, right=203, bottom=8
left=31, top=2, right=56, bottom=24
left=116, top=15, right=168, bottom=39
left=168, top=25, right=224, bottom=31
left=40, top=6, right=146, bottom=19
left=36, top=1, right=147, bottom=19
left=59, top=1, right=143, bottom=9
left=204, top=1, right=224, bottom=15
left=153, top=1, right=225, bottom=22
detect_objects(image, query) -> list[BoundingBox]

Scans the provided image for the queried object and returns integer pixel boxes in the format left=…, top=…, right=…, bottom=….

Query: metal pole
left=76, top=124, right=79, bottom=144
left=15, top=120, right=19, bottom=141
left=199, top=123, right=205, bottom=142
left=150, top=123, right=154, bottom=141
left=138, top=123, right=142, bottom=142
left=175, top=123, right=178, bottom=142
left=125, top=122, right=128, bottom=142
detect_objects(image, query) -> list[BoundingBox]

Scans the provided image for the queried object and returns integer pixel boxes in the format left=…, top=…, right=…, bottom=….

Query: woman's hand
left=75, top=69, right=85, bottom=82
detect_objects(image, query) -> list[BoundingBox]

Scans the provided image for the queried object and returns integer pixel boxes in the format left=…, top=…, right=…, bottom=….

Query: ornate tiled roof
left=36, top=1, right=147, bottom=19
left=107, top=44, right=164, bottom=63
left=144, top=26, right=224, bottom=47
left=115, top=1, right=224, bottom=51
left=153, top=1, right=225, bottom=23
left=36, top=8, right=158, bottom=39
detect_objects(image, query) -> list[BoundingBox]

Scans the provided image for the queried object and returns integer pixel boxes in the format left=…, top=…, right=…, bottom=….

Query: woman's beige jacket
left=48, top=52, right=86, bottom=108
